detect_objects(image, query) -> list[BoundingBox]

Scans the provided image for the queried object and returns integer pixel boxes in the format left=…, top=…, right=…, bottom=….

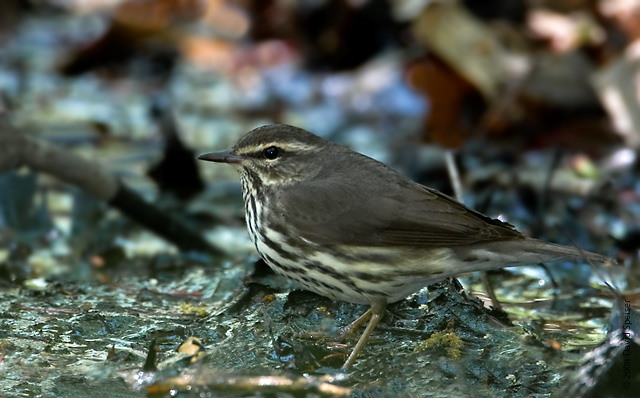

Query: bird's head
left=198, top=124, right=332, bottom=186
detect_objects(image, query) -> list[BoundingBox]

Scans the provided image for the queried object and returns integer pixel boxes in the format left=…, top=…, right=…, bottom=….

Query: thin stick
left=444, top=148, right=502, bottom=310
left=445, top=150, right=463, bottom=202
left=0, top=114, right=218, bottom=254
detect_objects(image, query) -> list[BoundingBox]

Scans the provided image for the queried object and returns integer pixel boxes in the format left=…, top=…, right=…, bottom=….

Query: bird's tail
left=475, top=238, right=612, bottom=267
left=418, top=239, right=612, bottom=285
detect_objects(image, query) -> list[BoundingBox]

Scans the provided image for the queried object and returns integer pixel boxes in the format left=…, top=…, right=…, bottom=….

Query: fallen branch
left=0, top=115, right=219, bottom=255
left=146, top=372, right=352, bottom=397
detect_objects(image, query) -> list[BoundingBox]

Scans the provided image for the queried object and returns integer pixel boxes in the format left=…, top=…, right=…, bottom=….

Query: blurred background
left=0, top=0, right=639, bottom=397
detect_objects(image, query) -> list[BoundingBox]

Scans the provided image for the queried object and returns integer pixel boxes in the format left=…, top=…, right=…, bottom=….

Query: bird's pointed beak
left=197, top=150, right=244, bottom=164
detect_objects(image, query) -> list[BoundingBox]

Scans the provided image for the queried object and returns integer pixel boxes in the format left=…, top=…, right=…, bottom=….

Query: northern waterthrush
left=198, top=124, right=610, bottom=368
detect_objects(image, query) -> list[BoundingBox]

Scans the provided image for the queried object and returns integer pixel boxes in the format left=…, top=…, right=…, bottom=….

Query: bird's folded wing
left=276, top=177, right=525, bottom=247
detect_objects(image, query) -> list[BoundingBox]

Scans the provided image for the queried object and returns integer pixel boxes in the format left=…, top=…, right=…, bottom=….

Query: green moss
left=414, top=322, right=464, bottom=360
left=179, top=302, right=209, bottom=317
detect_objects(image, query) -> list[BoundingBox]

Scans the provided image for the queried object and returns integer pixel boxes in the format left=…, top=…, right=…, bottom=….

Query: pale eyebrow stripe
left=238, top=142, right=314, bottom=154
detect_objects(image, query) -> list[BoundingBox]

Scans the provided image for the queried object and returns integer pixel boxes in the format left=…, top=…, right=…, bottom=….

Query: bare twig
left=444, top=148, right=503, bottom=310
left=0, top=115, right=219, bottom=254
left=444, top=150, right=463, bottom=203
left=147, top=372, right=352, bottom=396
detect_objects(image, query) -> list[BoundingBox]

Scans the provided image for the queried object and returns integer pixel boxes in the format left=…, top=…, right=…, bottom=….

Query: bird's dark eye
left=263, top=146, right=280, bottom=160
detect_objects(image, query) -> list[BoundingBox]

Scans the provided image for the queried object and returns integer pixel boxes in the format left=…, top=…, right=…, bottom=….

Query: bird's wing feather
left=276, top=169, right=524, bottom=247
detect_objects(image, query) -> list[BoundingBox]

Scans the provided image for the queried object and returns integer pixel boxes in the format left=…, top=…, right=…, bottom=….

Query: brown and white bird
left=198, top=124, right=611, bottom=368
